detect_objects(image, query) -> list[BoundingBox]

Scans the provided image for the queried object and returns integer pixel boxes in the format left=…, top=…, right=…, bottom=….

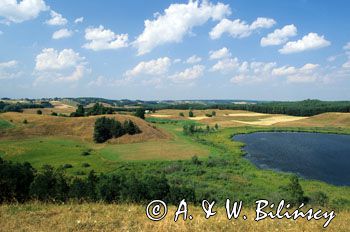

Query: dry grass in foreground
left=0, top=203, right=349, bottom=232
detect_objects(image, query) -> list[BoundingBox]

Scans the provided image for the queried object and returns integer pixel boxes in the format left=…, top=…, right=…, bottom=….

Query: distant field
left=1, top=203, right=349, bottom=232
left=148, top=109, right=350, bottom=128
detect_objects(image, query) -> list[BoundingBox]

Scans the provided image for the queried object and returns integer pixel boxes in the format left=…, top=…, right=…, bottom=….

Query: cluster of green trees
left=71, top=103, right=146, bottom=119
left=0, top=101, right=52, bottom=113
left=0, top=158, right=193, bottom=204
left=71, top=103, right=114, bottom=117
left=93, top=117, right=141, bottom=143
left=183, top=123, right=219, bottom=135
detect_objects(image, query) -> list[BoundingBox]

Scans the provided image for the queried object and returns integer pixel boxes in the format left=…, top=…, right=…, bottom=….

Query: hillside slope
left=0, top=112, right=170, bottom=143
left=275, top=112, right=350, bottom=128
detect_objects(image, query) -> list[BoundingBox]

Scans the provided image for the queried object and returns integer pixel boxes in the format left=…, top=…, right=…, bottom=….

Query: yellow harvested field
left=50, top=101, right=76, bottom=109
left=275, top=113, right=350, bottom=128
left=225, top=112, right=268, bottom=117
left=232, top=115, right=308, bottom=126
left=189, top=116, right=210, bottom=120
left=149, top=114, right=172, bottom=118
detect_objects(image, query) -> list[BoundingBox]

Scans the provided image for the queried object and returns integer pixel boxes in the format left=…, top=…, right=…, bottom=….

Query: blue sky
left=0, top=0, right=349, bottom=100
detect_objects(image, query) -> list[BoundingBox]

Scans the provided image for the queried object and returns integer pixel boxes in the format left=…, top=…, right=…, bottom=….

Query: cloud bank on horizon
left=0, top=0, right=349, bottom=100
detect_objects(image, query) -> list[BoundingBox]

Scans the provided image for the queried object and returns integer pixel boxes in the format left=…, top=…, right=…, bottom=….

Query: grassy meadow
left=1, top=103, right=350, bottom=230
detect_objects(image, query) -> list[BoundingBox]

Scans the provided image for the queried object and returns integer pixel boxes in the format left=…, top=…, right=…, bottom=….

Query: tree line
left=1, top=156, right=325, bottom=207
left=0, top=158, right=193, bottom=204
left=142, top=100, right=350, bottom=117
left=0, top=101, right=52, bottom=113
left=70, top=103, right=146, bottom=119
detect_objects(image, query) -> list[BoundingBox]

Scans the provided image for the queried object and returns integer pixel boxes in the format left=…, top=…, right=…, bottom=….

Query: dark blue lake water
left=233, top=132, right=350, bottom=186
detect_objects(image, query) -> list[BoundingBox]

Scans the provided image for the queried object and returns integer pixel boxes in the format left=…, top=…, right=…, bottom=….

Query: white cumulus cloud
left=186, top=55, right=202, bottom=64
left=169, top=65, right=205, bottom=83
left=279, top=33, right=331, bottom=54
left=209, top=47, right=231, bottom=60
left=261, top=24, right=297, bottom=47
left=52, top=28, right=73, bottom=40
left=45, top=10, right=68, bottom=26
left=34, top=48, right=87, bottom=83
left=35, top=48, right=83, bottom=71
left=230, top=61, right=276, bottom=84
left=0, top=0, right=47, bottom=23
left=210, top=17, right=276, bottom=40
left=83, top=25, right=128, bottom=51
left=134, top=0, right=231, bottom=55
left=211, top=58, right=239, bottom=73
left=0, top=60, right=21, bottom=79
left=272, top=63, right=319, bottom=83
left=124, top=57, right=171, bottom=79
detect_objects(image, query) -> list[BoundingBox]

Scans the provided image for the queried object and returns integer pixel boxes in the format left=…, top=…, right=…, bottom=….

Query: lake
left=234, top=132, right=350, bottom=186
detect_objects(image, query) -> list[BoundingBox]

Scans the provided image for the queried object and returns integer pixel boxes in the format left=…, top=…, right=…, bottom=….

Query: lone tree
left=134, top=108, right=145, bottom=119
left=281, top=175, right=306, bottom=206
left=76, top=105, right=85, bottom=116
left=189, top=110, right=194, bottom=118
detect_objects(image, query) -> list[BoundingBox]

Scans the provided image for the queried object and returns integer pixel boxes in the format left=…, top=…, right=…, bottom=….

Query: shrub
left=168, top=185, right=196, bottom=204
left=82, top=163, right=90, bottom=168
left=179, top=112, right=185, bottom=117
left=280, top=175, right=306, bottom=206
left=191, top=155, right=202, bottom=165
left=81, top=150, right=91, bottom=156
left=69, top=178, right=88, bottom=201
left=36, top=110, right=42, bottom=115
left=62, top=164, right=73, bottom=169
left=189, top=110, right=194, bottom=117
left=23, top=119, right=28, bottom=124
left=309, top=191, right=329, bottom=207
left=51, top=112, right=58, bottom=116
left=29, top=165, right=69, bottom=202
left=0, top=158, right=35, bottom=203
left=214, top=124, right=219, bottom=130
left=75, top=171, right=86, bottom=176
